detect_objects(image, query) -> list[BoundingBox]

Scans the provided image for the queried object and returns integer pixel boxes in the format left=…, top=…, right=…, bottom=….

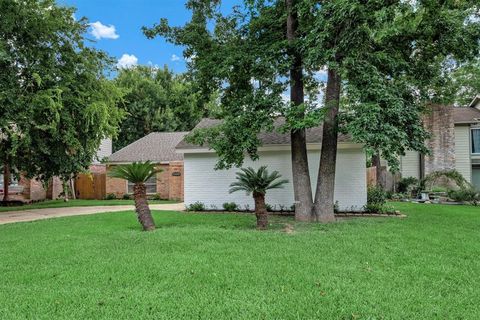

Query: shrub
left=105, top=193, right=116, bottom=200
left=422, top=169, right=469, bottom=191
left=448, top=188, right=479, bottom=205
left=397, top=177, right=419, bottom=194
left=367, top=186, right=387, bottom=206
left=151, top=193, right=162, bottom=200
left=431, top=186, right=448, bottom=193
left=364, top=203, right=396, bottom=214
left=122, top=194, right=132, bottom=200
left=187, top=201, right=206, bottom=211
left=364, top=203, right=384, bottom=213
left=265, top=204, right=274, bottom=212
left=222, top=202, right=238, bottom=211
left=334, top=201, right=339, bottom=213
left=390, top=193, right=408, bottom=201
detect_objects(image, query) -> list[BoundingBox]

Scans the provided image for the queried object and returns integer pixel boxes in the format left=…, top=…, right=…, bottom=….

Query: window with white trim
left=472, top=128, right=480, bottom=154
left=127, top=176, right=157, bottom=194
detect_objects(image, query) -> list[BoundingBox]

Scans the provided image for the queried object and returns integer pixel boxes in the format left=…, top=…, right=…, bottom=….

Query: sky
left=58, top=0, right=239, bottom=73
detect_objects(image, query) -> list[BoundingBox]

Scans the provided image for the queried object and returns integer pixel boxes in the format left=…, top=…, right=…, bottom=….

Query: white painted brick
left=184, top=147, right=367, bottom=212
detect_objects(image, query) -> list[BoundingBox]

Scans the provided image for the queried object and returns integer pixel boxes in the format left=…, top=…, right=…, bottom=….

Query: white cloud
left=90, top=21, right=119, bottom=40
left=117, top=54, right=138, bottom=69
left=171, top=54, right=181, bottom=62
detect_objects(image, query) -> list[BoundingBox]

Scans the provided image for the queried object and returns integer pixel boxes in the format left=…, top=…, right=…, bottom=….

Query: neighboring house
left=176, top=118, right=367, bottom=212
left=399, top=97, right=480, bottom=189
left=106, top=132, right=187, bottom=201
left=90, top=138, right=113, bottom=174
left=1, top=138, right=114, bottom=202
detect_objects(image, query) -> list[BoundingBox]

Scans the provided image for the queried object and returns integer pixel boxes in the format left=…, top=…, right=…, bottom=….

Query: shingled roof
left=108, top=132, right=188, bottom=163
left=176, top=118, right=351, bottom=150
left=453, top=107, right=480, bottom=124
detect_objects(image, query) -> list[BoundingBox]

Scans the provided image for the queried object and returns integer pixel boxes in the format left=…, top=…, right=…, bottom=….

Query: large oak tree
left=145, top=0, right=479, bottom=221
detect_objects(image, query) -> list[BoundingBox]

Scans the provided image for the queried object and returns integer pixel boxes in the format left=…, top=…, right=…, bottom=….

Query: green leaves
left=0, top=0, right=124, bottom=181
left=112, top=66, right=205, bottom=151
left=108, top=161, right=161, bottom=184
left=229, top=166, right=289, bottom=195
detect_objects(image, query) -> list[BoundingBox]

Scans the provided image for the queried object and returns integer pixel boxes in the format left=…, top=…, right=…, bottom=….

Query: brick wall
left=423, top=105, right=456, bottom=175
left=169, top=161, right=184, bottom=201
left=105, top=165, right=127, bottom=198
left=89, top=164, right=107, bottom=174
left=156, top=164, right=170, bottom=199
left=106, top=162, right=184, bottom=200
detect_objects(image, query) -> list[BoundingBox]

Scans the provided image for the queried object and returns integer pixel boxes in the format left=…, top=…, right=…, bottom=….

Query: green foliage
left=151, top=193, right=163, bottom=201
left=448, top=188, right=479, bottom=205
left=397, top=177, right=420, bottom=194
left=122, top=194, right=132, bottom=200
left=105, top=193, right=117, bottom=200
left=365, top=186, right=392, bottom=213
left=422, top=170, right=470, bottom=191
left=265, top=204, right=274, bottom=212
left=367, top=186, right=387, bottom=206
left=112, top=66, right=207, bottom=151
left=222, top=202, right=238, bottom=212
left=229, top=166, right=288, bottom=196
left=0, top=0, right=124, bottom=181
left=187, top=201, right=206, bottom=211
left=145, top=0, right=479, bottom=172
left=108, top=161, right=160, bottom=184
left=144, top=1, right=321, bottom=169
left=390, top=193, right=409, bottom=201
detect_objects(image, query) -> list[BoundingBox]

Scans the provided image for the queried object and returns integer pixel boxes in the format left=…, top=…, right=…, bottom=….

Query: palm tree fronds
left=229, top=166, right=288, bottom=195
left=108, top=161, right=161, bottom=183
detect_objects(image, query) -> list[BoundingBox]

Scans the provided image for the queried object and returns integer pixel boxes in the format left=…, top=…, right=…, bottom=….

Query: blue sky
left=58, top=0, right=239, bottom=73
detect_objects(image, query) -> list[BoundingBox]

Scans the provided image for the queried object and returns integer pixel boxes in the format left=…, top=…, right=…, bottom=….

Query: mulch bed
left=186, top=210, right=406, bottom=218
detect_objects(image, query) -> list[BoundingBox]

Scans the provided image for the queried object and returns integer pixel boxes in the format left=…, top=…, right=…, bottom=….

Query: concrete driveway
left=0, top=202, right=185, bottom=225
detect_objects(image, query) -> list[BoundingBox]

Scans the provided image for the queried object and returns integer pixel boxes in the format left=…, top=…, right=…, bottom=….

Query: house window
left=127, top=176, right=157, bottom=194
left=472, top=128, right=480, bottom=154
left=0, top=174, right=19, bottom=188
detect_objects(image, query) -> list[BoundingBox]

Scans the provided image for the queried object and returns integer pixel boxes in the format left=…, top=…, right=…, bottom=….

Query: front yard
left=0, top=203, right=479, bottom=319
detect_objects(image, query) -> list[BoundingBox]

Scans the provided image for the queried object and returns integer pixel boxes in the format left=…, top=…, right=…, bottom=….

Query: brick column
left=423, top=105, right=456, bottom=175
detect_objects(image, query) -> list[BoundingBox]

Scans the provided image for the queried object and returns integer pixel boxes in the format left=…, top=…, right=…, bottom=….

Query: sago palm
left=229, top=166, right=288, bottom=230
left=108, top=161, right=160, bottom=231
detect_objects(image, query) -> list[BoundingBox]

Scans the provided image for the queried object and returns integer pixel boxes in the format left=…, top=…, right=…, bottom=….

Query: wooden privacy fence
left=75, top=173, right=106, bottom=200
left=367, top=166, right=400, bottom=192
left=366, top=167, right=377, bottom=188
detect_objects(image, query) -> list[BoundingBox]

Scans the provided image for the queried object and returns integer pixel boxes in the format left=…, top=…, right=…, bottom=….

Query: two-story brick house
left=399, top=96, right=480, bottom=189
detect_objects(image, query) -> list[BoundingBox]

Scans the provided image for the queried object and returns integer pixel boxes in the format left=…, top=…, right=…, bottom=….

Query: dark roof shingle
left=453, top=107, right=480, bottom=124
left=108, top=132, right=188, bottom=163
left=176, top=118, right=351, bottom=149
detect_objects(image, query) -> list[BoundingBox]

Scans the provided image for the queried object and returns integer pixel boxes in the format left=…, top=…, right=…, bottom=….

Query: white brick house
left=176, top=118, right=367, bottom=211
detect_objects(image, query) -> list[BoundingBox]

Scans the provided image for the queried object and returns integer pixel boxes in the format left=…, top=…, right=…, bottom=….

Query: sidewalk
left=0, top=202, right=185, bottom=225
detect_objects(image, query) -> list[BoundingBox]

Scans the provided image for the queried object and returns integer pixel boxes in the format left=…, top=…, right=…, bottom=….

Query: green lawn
left=0, top=203, right=479, bottom=319
left=0, top=199, right=178, bottom=212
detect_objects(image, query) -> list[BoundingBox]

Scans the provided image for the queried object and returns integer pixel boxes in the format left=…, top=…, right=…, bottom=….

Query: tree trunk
left=372, top=152, right=386, bottom=189
left=133, top=183, right=156, bottom=231
left=253, top=192, right=268, bottom=230
left=3, top=161, right=10, bottom=202
left=313, top=68, right=341, bottom=222
left=70, top=177, right=76, bottom=200
left=286, top=0, right=314, bottom=221
left=62, top=180, right=69, bottom=202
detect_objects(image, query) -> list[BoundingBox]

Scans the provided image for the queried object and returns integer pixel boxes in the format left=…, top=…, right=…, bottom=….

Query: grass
left=0, top=199, right=178, bottom=212
left=0, top=203, right=479, bottom=319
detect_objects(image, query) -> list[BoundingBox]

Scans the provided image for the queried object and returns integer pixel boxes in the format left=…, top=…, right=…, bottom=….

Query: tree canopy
left=112, top=65, right=206, bottom=151
left=0, top=0, right=124, bottom=182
